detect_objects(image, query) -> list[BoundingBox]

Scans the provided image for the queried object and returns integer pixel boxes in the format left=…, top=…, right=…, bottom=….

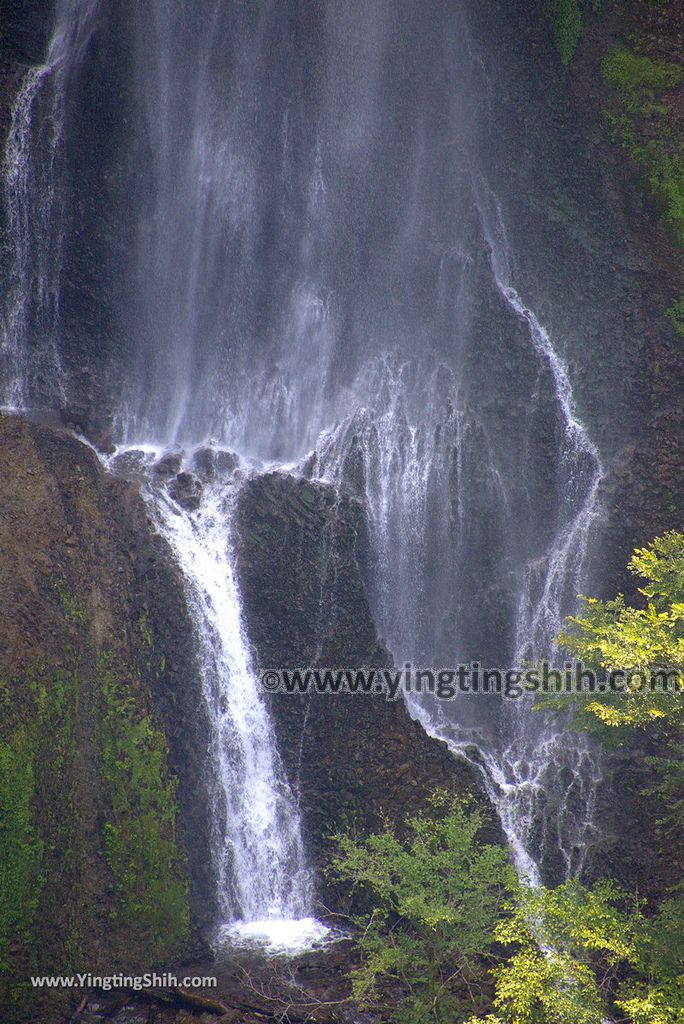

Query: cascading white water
left=306, top=179, right=607, bottom=886
left=475, top=181, right=606, bottom=662
left=468, top=182, right=606, bottom=883
left=109, top=446, right=327, bottom=951
left=2, top=0, right=626, bottom=924
left=1, top=0, right=98, bottom=411
left=2, top=0, right=330, bottom=950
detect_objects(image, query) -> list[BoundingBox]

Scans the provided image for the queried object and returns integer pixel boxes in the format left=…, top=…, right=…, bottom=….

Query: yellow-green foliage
left=330, top=794, right=514, bottom=1024
left=468, top=882, right=683, bottom=1024
left=0, top=669, right=80, bottom=1017
left=52, top=578, right=88, bottom=628
left=359, top=536, right=684, bottom=1023
left=334, top=797, right=684, bottom=1023
left=602, top=49, right=682, bottom=97
left=484, top=882, right=637, bottom=1024
left=558, top=531, right=684, bottom=729
left=556, top=531, right=684, bottom=870
left=530, top=534, right=684, bottom=1024
left=100, top=662, right=189, bottom=954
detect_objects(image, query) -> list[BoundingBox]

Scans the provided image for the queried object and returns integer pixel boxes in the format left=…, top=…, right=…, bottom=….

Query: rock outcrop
left=0, top=415, right=214, bottom=1022
left=234, top=471, right=501, bottom=909
left=0, top=423, right=497, bottom=1023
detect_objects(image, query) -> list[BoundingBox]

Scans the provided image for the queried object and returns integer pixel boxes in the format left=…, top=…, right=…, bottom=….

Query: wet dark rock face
left=0, top=422, right=498, bottom=1022
left=0, top=415, right=215, bottom=1019
left=0, top=1, right=52, bottom=67
left=234, top=471, right=501, bottom=907
left=192, top=446, right=239, bottom=481
left=153, top=451, right=184, bottom=477
left=0, top=3, right=681, bottom=1022
left=167, top=470, right=203, bottom=510
left=231, top=469, right=681, bottom=909
left=464, top=0, right=684, bottom=598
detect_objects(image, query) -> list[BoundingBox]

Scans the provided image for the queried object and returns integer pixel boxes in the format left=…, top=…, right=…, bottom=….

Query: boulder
left=192, top=446, right=239, bottom=481
left=168, top=471, right=203, bottom=510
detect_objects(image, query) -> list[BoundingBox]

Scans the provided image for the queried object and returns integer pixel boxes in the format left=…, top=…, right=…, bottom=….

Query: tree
left=542, top=532, right=684, bottom=1024
left=467, top=880, right=683, bottom=1024
left=555, top=533, right=684, bottom=841
left=333, top=537, right=684, bottom=1024
left=329, top=794, right=514, bottom=1024
left=557, top=531, right=684, bottom=731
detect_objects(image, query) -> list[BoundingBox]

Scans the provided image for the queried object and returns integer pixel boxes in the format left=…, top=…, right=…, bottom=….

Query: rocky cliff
left=464, top=0, right=683, bottom=597
left=0, top=2, right=682, bottom=1021
left=234, top=472, right=499, bottom=908
left=0, top=415, right=213, bottom=1022
left=0, top=419, right=495, bottom=1024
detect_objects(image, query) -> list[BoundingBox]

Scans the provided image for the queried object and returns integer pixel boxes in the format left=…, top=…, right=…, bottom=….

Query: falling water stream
left=129, top=450, right=325, bottom=950
left=1, top=0, right=619, bottom=948
left=1, top=0, right=100, bottom=408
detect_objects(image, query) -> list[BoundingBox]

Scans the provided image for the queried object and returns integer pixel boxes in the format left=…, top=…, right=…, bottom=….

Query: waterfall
left=474, top=181, right=605, bottom=663
left=107, top=446, right=326, bottom=950
left=1, top=0, right=327, bottom=949
left=2, top=0, right=623, bottom=927
left=303, top=179, right=606, bottom=885
left=308, top=255, right=606, bottom=885
left=1, top=0, right=98, bottom=411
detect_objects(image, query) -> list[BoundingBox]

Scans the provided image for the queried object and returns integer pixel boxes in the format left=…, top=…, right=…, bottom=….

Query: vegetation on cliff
left=546, top=0, right=592, bottom=65
left=100, top=656, right=190, bottom=955
left=546, top=1, right=683, bottom=331
left=0, top=722, right=43, bottom=972
left=559, top=531, right=684, bottom=730
left=334, top=535, right=684, bottom=1024
left=0, top=656, right=190, bottom=1019
left=0, top=419, right=197, bottom=1022
left=0, top=668, right=79, bottom=1015
left=330, top=796, right=513, bottom=1023
left=336, top=815, right=683, bottom=1023
left=601, top=46, right=683, bottom=330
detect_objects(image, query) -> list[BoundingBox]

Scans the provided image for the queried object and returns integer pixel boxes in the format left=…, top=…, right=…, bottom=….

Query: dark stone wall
left=463, top=0, right=684, bottom=599
left=0, top=0, right=51, bottom=65
left=1, top=0, right=680, bottom=574
left=0, top=7, right=681, bottom=1017
left=234, top=471, right=502, bottom=910
left=0, top=421, right=500, bottom=1019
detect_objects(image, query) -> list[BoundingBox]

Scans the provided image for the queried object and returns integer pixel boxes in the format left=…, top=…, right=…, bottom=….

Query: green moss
left=138, top=608, right=153, bottom=648
left=602, top=48, right=684, bottom=248
left=545, top=0, right=604, bottom=65
left=651, top=155, right=684, bottom=246
left=548, top=0, right=583, bottom=65
left=0, top=668, right=81, bottom=1018
left=666, top=293, right=684, bottom=335
left=52, top=578, right=87, bottom=628
left=602, top=48, right=683, bottom=97
left=99, top=659, right=189, bottom=955
left=0, top=655, right=190, bottom=1018
left=0, top=729, right=43, bottom=972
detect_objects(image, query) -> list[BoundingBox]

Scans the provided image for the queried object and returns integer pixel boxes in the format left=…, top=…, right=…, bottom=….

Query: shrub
left=330, top=794, right=513, bottom=1023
